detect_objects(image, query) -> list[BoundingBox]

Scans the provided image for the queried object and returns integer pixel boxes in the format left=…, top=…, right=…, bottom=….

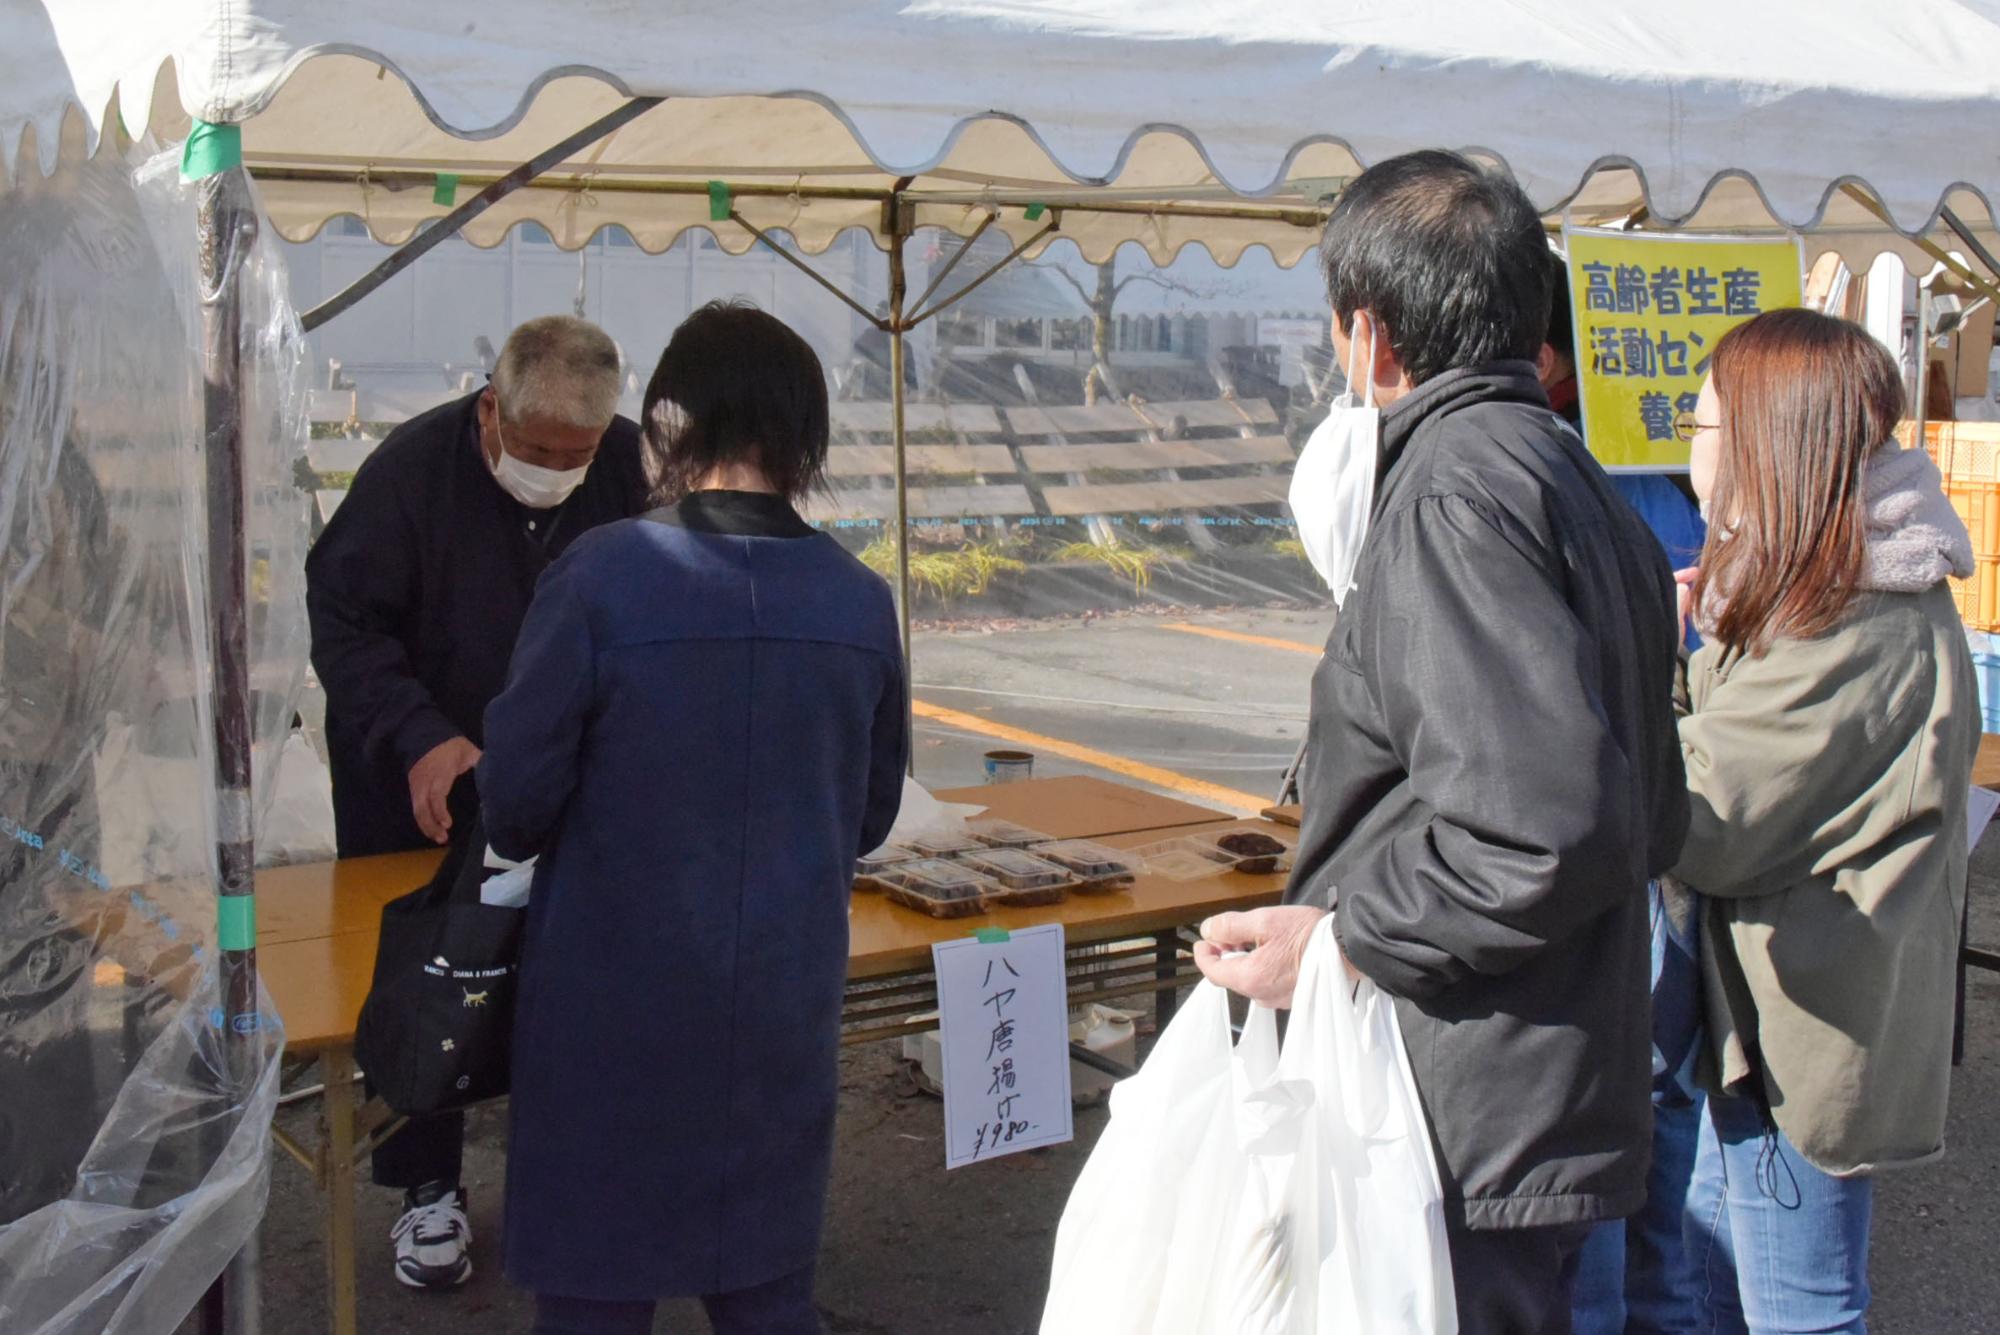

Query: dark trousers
left=368, top=1093, right=464, bottom=1190
left=532, top=1264, right=819, bottom=1335
left=1448, top=1220, right=1597, bottom=1335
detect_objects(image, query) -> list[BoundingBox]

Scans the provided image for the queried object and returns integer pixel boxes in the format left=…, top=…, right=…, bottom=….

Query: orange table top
left=254, top=777, right=1277, bottom=1052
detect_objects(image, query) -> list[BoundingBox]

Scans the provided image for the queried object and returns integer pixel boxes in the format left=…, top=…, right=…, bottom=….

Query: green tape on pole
left=180, top=121, right=242, bottom=181
left=1024, top=202, right=1047, bottom=222
left=974, top=927, right=1012, bottom=944
left=707, top=179, right=732, bottom=222
left=217, top=895, right=256, bottom=952
left=433, top=173, right=460, bottom=207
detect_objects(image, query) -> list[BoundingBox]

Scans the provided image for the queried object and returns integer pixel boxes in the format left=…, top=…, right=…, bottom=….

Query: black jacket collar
left=1377, top=360, right=1550, bottom=490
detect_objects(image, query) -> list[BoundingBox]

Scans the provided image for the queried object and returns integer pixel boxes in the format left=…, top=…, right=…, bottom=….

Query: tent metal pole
left=1939, top=206, right=2000, bottom=293
left=254, top=166, right=896, bottom=205
left=250, top=165, right=1325, bottom=230
left=905, top=211, right=996, bottom=317
left=888, top=220, right=915, bottom=772
left=1839, top=185, right=2000, bottom=308
left=297, top=97, right=663, bottom=331
left=906, top=220, right=1059, bottom=327
left=1914, top=283, right=1934, bottom=450
left=194, top=162, right=263, bottom=1335
left=729, top=212, right=884, bottom=325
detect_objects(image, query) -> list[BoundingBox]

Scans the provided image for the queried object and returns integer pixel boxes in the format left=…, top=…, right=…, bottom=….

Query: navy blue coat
left=477, top=491, right=907, bottom=1300
left=305, top=392, right=646, bottom=857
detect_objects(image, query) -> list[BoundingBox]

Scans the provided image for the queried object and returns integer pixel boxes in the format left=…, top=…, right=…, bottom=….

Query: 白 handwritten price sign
left=1563, top=227, right=1803, bottom=471
left=932, top=923, right=1073, bottom=1169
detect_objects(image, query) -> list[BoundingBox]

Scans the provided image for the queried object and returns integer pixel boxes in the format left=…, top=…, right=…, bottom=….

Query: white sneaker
left=391, top=1182, right=473, bottom=1289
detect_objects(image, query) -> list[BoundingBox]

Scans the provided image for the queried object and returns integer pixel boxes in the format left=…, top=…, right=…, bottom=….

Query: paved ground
left=908, top=607, right=1325, bottom=808
left=205, top=608, right=2000, bottom=1333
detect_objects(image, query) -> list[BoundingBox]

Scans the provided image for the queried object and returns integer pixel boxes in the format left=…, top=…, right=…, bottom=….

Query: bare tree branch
left=1113, top=270, right=1222, bottom=300
left=1037, top=262, right=1095, bottom=307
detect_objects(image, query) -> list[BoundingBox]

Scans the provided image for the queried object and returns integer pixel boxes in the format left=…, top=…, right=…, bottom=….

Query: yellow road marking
left=1162, top=622, right=1322, bottom=657
left=910, top=699, right=1266, bottom=815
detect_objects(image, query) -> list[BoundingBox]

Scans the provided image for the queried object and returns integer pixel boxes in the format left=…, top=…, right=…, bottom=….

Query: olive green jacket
left=1674, top=583, right=1978, bottom=1175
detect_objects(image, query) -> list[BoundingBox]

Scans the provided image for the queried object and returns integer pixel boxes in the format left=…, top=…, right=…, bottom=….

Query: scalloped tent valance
left=6, top=0, right=2000, bottom=268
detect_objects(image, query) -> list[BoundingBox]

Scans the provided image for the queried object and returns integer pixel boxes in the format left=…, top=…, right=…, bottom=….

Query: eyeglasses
left=1672, top=411, right=1720, bottom=444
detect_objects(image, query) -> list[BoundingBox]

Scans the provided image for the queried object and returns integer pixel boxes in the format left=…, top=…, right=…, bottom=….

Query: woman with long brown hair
left=1673, top=307, right=1978, bottom=1332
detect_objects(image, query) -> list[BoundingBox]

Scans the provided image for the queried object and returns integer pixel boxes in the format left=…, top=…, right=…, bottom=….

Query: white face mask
left=1287, top=317, right=1381, bottom=606
left=490, top=417, right=591, bottom=509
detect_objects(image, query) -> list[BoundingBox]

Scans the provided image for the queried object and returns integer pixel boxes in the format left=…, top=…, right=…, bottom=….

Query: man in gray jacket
left=1198, top=151, right=1689, bottom=1332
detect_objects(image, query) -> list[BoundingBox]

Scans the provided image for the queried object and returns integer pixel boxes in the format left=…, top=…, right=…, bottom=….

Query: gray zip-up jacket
left=1286, top=362, right=1689, bottom=1230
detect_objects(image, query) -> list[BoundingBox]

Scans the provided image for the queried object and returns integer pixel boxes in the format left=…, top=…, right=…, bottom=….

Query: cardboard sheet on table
left=931, top=776, right=1231, bottom=841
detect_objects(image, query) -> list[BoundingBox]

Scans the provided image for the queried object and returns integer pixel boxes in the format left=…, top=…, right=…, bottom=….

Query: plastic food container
left=1191, top=829, right=1293, bottom=875
left=904, top=831, right=987, bottom=859
left=958, top=849, right=1075, bottom=908
left=1032, top=840, right=1140, bottom=892
left=853, top=845, right=918, bottom=893
left=964, top=818, right=1053, bottom=849
left=960, top=848, right=1071, bottom=890
left=880, top=859, right=994, bottom=918
left=1129, top=836, right=1237, bottom=882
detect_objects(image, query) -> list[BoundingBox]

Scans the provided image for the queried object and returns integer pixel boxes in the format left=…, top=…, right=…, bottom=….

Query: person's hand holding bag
left=1195, top=905, right=1358, bottom=1006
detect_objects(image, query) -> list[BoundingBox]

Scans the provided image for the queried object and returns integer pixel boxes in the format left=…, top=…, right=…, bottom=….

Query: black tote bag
left=354, top=819, right=525, bottom=1115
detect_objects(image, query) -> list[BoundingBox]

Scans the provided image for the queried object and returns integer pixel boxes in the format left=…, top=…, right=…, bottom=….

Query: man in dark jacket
left=1198, top=151, right=1689, bottom=1332
left=305, top=315, right=646, bottom=1290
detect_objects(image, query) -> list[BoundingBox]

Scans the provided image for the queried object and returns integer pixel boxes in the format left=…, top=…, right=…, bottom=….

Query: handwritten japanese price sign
left=932, top=923, right=1073, bottom=1169
left=1563, top=228, right=1803, bottom=471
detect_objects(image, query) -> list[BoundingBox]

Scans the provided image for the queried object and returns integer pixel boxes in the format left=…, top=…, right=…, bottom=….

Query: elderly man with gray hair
left=305, top=315, right=645, bottom=1291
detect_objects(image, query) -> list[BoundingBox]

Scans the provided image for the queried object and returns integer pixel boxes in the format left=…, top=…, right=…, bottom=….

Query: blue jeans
left=1684, top=1094, right=1873, bottom=1334
left=1571, top=1096, right=1703, bottom=1334
left=1573, top=881, right=1704, bottom=1334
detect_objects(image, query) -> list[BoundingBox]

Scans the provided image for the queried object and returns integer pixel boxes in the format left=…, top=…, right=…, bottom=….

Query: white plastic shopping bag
left=1041, top=977, right=1283, bottom=1330
left=1041, top=917, right=1455, bottom=1334
left=257, top=730, right=337, bottom=865
left=1275, top=917, right=1457, bottom=1333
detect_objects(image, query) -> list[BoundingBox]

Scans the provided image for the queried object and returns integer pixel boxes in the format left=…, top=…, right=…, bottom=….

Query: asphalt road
left=195, top=608, right=2000, bottom=1333
left=908, top=607, right=1327, bottom=811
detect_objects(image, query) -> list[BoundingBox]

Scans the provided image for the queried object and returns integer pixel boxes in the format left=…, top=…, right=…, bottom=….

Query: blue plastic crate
left=1970, top=631, right=2000, bottom=734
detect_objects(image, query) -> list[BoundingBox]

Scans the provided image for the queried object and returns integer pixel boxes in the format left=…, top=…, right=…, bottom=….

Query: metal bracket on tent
left=881, top=193, right=918, bottom=243
left=297, top=97, right=665, bottom=332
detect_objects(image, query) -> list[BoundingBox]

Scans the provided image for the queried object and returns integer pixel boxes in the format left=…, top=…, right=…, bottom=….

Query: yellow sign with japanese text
left=1563, top=228, right=1803, bottom=471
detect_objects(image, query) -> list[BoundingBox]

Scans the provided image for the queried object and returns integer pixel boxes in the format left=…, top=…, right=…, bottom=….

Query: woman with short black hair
left=479, top=302, right=907, bottom=1335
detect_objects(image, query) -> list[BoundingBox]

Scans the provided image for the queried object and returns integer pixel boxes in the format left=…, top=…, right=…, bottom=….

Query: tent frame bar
left=256, top=165, right=897, bottom=203
left=1839, top=184, right=2000, bottom=308
left=728, top=209, right=884, bottom=325
left=297, top=97, right=663, bottom=332
left=906, top=211, right=998, bottom=320
left=250, top=167, right=1325, bottom=245
left=907, top=218, right=1060, bottom=326
left=1940, top=206, right=2000, bottom=298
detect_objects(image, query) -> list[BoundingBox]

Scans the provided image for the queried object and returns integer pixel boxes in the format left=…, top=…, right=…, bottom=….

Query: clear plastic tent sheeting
left=292, top=220, right=1334, bottom=814
left=0, top=143, right=310, bottom=1333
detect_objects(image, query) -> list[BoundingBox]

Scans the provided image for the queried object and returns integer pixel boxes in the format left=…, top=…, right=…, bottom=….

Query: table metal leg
left=1155, top=931, right=1179, bottom=1025
left=320, top=1047, right=358, bottom=1335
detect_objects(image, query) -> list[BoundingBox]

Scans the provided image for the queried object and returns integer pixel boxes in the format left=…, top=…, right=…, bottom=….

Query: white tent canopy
left=8, top=0, right=2000, bottom=269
